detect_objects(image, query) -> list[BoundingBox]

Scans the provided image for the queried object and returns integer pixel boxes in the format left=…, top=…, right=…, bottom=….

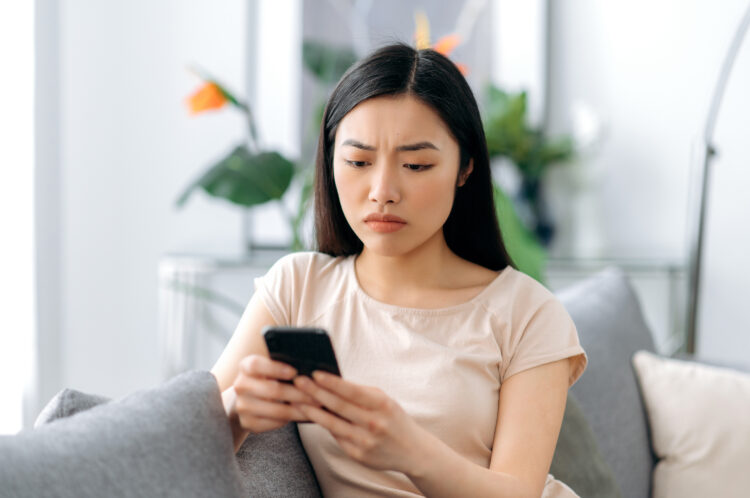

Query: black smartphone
left=262, top=326, right=341, bottom=383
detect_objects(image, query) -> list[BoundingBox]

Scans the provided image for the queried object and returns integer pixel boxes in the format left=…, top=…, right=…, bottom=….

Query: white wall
left=57, top=0, right=249, bottom=401
left=547, top=0, right=750, bottom=366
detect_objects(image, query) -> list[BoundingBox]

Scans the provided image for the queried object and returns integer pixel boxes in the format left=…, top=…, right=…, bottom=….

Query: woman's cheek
left=334, top=169, right=363, bottom=226
left=416, top=177, right=456, bottom=223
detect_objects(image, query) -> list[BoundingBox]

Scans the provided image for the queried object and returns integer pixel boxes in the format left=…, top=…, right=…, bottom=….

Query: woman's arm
left=210, top=292, right=276, bottom=391
left=295, top=357, right=571, bottom=497
left=210, top=292, right=315, bottom=452
left=211, top=292, right=276, bottom=452
left=405, top=357, right=571, bottom=498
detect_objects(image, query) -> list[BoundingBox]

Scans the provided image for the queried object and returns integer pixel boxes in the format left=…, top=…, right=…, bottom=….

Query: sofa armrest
left=0, top=371, right=245, bottom=498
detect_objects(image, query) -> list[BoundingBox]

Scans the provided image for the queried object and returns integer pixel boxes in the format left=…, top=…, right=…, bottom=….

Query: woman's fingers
left=240, top=354, right=296, bottom=381
left=235, top=376, right=318, bottom=405
left=294, top=375, right=371, bottom=426
left=311, top=371, right=386, bottom=410
left=237, top=396, right=309, bottom=422
left=298, top=403, right=369, bottom=441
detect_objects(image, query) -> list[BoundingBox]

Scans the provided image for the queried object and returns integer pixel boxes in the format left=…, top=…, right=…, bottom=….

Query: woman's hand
left=293, top=371, right=429, bottom=474
left=231, top=354, right=321, bottom=434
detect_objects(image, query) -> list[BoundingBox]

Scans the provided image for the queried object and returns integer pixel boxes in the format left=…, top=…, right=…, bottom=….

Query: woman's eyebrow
left=340, top=139, right=439, bottom=151
left=397, top=141, right=440, bottom=151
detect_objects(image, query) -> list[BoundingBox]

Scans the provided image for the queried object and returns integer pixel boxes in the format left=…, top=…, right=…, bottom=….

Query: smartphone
left=262, top=326, right=341, bottom=383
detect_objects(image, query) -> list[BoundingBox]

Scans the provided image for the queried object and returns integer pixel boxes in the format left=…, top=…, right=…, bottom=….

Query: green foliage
left=493, top=182, right=547, bottom=282
left=484, top=84, right=573, bottom=179
left=302, top=41, right=358, bottom=85
left=176, top=145, right=294, bottom=208
left=483, top=83, right=577, bottom=280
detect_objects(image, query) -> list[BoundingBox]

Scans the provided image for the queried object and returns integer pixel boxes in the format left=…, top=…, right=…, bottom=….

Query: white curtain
left=0, top=1, right=36, bottom=435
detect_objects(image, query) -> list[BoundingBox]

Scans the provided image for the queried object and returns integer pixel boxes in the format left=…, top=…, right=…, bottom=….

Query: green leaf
left=303, top=40, right=358, bottom=85
left=176, top=145, right=294, bottom=208
left=483, top=83, right=576, bottom=180
left=211, top=80, right=243, bottom=109
left=493, top=182, right=547, bottom=283
left=538, top=136, right=574, bottom=165
left=483, top=85, right=528, bottom=159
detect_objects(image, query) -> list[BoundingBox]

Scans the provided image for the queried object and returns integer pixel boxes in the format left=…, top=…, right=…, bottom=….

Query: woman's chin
left=359, top=237, right=433, bottom=259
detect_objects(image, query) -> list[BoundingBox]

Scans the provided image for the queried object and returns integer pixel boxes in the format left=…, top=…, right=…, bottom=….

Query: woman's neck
left=354, top=232, right=456, bottom=294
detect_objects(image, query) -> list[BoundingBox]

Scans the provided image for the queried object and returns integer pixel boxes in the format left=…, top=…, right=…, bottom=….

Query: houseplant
left=177, top=67, right=297, bottom=251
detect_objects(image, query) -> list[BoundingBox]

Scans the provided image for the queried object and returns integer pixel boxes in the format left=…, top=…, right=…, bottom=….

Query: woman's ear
left=457, top=159, right=474, bottom=187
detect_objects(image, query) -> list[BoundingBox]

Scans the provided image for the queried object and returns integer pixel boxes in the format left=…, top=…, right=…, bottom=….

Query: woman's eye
left=404, top=163, right=432, bottom=171
left=345, top=160, right=368, bottom=167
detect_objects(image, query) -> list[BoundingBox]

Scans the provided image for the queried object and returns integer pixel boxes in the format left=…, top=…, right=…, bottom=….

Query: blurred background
left=2, top=0, right=749, bottom=434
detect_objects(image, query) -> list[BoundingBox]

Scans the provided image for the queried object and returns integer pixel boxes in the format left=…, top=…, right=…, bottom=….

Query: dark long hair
left=314, top=42, right=513, bottom=272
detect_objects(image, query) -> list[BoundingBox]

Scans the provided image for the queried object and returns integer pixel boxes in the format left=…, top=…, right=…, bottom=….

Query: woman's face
left=332, top=94, right=471, bottom=257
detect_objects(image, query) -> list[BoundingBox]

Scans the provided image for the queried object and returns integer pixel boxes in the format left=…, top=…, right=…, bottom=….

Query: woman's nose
left=368, top=164, right=401, bottom=205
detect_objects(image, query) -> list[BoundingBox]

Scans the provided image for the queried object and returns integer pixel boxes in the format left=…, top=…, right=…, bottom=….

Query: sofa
left=0, top=268, right=739, bottom=497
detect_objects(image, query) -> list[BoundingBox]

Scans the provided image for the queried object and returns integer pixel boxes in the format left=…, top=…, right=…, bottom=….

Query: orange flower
left=413, top=12, right=469, bottom=76
left=186, top=81, right=227, bottom=114
left=433, top=34, right=461, bottom=57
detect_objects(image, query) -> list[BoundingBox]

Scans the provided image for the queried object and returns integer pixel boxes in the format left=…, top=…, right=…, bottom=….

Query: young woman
left=211, top=43, right=587, bottom=497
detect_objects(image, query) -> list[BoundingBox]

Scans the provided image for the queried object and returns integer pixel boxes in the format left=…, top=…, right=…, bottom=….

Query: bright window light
left=0, top=1, right=36, bottom=435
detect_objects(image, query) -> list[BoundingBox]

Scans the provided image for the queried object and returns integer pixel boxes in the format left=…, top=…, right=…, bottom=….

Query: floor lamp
left=686, top=3, right=750, bottom=353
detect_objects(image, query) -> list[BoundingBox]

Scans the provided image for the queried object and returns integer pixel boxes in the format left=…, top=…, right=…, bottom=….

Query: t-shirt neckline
left=347, top=255, right=511, bottom=315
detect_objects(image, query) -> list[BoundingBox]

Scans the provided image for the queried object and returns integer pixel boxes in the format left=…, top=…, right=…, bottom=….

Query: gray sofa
left=0, top=268, right=726, bottom=497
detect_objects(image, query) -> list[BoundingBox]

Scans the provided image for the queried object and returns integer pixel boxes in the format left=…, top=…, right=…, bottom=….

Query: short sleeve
left=500, top=297, right=588, bottom=387
left=253, top=253, right=304, bottom=326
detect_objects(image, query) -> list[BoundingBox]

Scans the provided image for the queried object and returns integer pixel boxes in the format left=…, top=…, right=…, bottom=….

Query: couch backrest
left=557, top=268, right=657, bottom=498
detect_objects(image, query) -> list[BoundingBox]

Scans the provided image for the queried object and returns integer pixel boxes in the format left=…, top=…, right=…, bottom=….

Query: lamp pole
left=686, top=3, right=750, bottom=353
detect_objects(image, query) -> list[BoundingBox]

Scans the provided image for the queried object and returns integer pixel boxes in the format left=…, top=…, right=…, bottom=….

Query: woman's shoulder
left=265, top=251, right=354, bottom=292
left=257, top=251, right=355, bottom=325
left=481, top=265, right=561, bottom=317
left=271, top=251, right=351, bottom=275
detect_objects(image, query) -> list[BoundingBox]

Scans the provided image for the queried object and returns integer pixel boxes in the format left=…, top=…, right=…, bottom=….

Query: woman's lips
left=365, top=220, right=406, bottom=233
left=363, top=213, right=407, bottom=233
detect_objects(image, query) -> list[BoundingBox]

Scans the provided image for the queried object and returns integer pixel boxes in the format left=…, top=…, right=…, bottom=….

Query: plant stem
left=239, top=101, right=260, bottom=153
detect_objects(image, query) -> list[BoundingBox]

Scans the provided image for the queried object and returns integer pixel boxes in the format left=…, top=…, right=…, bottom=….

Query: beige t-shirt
left=254, top=251, right=588, bottom=497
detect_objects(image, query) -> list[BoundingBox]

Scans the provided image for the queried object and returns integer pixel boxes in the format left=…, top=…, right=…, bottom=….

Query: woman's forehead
left=335, top=94, right=455, bottom=149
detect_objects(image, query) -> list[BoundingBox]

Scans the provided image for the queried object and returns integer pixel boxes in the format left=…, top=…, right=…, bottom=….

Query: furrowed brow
left=396, top=141, right=439, bottom=152
left=341, top=139, right=376, bottom=151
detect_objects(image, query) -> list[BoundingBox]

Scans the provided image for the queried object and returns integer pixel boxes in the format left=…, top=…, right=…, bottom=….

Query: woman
left=211, top=43, right=587, bottom=497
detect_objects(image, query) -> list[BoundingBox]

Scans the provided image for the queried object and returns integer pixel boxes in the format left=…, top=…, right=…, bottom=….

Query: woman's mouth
left=365, top=220, right=406, bottom=233
left=363, top=213, right=407, bottom=233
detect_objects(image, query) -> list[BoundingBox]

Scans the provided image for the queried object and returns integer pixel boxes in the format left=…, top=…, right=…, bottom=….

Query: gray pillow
left=33, top=388, right=111, bottom=427
left=0, top=370, right=245, bottom=498
left=22, top=371, right=322, bottom=498
left=557, top=268, right=657, bottom=498
left=550, top=393, right=622, bottom=498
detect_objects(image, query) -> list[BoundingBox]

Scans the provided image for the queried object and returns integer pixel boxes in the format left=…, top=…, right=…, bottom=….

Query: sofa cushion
left=28, top=372, right=322, bottom=498
left=235, top=423, right=322, bottom=497
left=632, top=351, right=750, bottom=498
left=550, top=393, right=621, bottom=498
left=33, top=388, right=111, bottom=427
left=557, top=268, right=656, bottom=498
left=0, top=371, right=245, bottom=498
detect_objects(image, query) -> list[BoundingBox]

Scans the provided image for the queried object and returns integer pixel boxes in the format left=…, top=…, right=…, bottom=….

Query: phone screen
left=262, top=326, right=341, bottom=380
